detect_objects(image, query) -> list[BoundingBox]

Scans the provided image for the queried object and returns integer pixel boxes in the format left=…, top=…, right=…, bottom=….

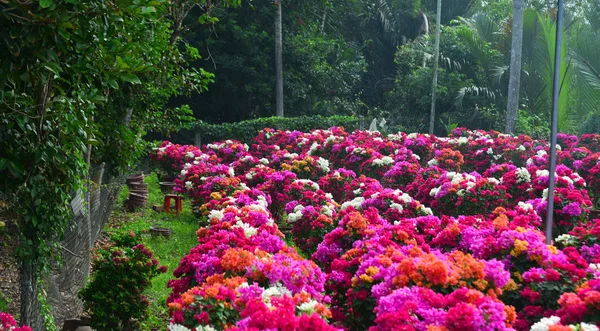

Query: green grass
left=107, top=172, right=199, bottom=330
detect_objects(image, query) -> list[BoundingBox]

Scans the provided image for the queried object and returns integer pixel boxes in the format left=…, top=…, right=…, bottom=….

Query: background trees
left=170, top=0, right=599, bottom=136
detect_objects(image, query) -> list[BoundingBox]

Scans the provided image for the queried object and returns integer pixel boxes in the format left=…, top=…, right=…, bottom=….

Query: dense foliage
left=173, top=0, right=600, bottom=135
left=0, top=0, right=238, bottom=324
left=155, top=127, right=600, bottom=330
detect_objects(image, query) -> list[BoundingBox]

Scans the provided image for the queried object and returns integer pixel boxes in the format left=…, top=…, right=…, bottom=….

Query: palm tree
left=454, top=10, right=588, bottom=133
left=505, top=0, right=525, bottom=134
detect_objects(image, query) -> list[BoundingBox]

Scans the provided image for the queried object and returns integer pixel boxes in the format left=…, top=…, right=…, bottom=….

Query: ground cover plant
left=153, top=128, right=600, bottom=331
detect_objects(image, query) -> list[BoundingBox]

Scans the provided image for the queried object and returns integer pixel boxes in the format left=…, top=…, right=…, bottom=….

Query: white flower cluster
left=530, top=316, right=598, bottom=331
left=341, top=197, right=365, bottom=211
left=232, top=220, right=258, bottom=238
left=389, top=203, right=404, bottom=212
left=589, top=263, right=600, bottom=273
left=427, top=158, right=439, bottom=166
left=308, top=142, right=320, bottom=155
left=396, top=191, right=413, bottom=204
left=208, top=209, right=225, bottom=221
left=287, top=205, right=304, bottom=223
left=168, top=323, right=217, bottom=331
left=446, top=172, right=477, bottom=188
left=320, top=204, right=335, bottom=217
left=294, top=179, right=320, bottom=191
left=325, top=135, right=337, bottom=144
left=181, top=162, right=193, bottom=176
left=517, top=201, right=534, bottom=212
left=316, top=157, right=330, bottom=173
left=371, top=156, right=394, bottom=167
left=262, top=283, right=292, bottom=307
left=417, top=205, right=433, bottom=215
left=349, top=147, right=366, bottom=155
left=516, top=167, right=531, bottom=183
left=555, top=234, right=579, bottom=247
left=536, top=169, right=550, bottom=178
left=297, top=299, right=319, bottom=314
left=283, top=152, right=298, bottom=160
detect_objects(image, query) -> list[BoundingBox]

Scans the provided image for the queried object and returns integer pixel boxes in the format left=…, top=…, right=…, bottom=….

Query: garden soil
left=0, top=219, right=21, bottom=317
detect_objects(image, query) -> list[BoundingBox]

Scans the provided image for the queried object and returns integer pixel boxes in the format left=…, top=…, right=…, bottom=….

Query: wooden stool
left=164, top=194, right=182, bottom=214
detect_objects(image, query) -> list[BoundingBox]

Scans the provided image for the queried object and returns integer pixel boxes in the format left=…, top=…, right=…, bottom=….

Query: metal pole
left=274, top=0, right=284, bottom=117
left=545, top=0, right=564, bottom=245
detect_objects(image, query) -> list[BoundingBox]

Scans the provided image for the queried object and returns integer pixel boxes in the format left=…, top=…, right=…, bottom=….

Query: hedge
left=177, top=115, right=362, bottom=145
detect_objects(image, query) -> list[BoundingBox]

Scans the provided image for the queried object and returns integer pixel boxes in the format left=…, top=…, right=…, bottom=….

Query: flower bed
left=153, top=128, right=600, bottom=331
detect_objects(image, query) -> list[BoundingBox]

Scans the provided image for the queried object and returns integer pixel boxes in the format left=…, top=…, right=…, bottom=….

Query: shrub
left=79, top=243, right=167, bottom=331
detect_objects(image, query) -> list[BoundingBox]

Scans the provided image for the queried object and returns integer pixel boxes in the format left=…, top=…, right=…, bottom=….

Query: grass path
left=108, top=173, right=199, bottom=330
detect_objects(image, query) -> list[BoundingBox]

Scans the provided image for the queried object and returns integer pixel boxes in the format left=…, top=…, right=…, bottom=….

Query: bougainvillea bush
left=0, top=313, right=32, bottom=331
left=151, top=127, right=600, bottom=331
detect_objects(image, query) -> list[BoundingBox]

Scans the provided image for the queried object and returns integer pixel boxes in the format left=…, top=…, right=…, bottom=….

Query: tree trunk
left=429, top=0, right=442, bottom=134
left=274, top=0, right=284, bottom=117
left=422, top=12, right=429, bottom=68
left=20, top=260, right=39, bottom=328
left=320, top=7, right=327, bottom=34
left=505, top=0, right=525, bottom=134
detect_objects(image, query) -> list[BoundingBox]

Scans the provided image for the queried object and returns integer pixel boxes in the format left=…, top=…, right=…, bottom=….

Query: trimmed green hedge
left=188, top=115, right=360, bottom=144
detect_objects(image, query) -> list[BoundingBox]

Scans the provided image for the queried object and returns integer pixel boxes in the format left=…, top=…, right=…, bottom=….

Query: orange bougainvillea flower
left=346, top=211, right=368, bottom=232
left=426, top=326, right=448, bottom=331
left=548, top=326, right=572, bottom=331
left=220, top=248, right=256, bottom=273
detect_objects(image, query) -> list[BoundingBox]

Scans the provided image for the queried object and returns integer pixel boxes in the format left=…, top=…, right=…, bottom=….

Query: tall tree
left=274, top=0, right=284, bottom=117
left=505, top=0, right=525, bottom=134
left=429, top=0, right=442, bottom=134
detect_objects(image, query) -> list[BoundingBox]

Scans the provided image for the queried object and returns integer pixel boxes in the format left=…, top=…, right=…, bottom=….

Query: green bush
left=79, top=236, right=167, bottom=331
left=186, top=115, right=361, bottom=144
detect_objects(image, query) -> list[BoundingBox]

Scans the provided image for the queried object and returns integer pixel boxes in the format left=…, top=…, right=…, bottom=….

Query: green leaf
left=140, top=6, right=156, bottom=14
left=39, top=0, right=53, bottom=8
left=108, top=80, right=119, bottom=89
left=120, top=73, right=141, bottom=84
left=7, top=160, right=24, bottom=177
left=58, top=29, right=70, bottom=40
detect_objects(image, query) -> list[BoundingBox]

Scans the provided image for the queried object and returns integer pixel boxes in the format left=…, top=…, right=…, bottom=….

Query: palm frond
left=455, top=85, right=499, bottom=108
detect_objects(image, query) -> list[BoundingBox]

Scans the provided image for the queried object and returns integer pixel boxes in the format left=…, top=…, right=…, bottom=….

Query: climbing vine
left=0, top=0, right=239, bottom=325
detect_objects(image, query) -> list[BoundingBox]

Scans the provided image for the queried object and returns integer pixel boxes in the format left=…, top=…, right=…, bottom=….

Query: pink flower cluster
left=154, top=127, right=600, bottom=331
left=0, top=313, right=32, bottom=331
